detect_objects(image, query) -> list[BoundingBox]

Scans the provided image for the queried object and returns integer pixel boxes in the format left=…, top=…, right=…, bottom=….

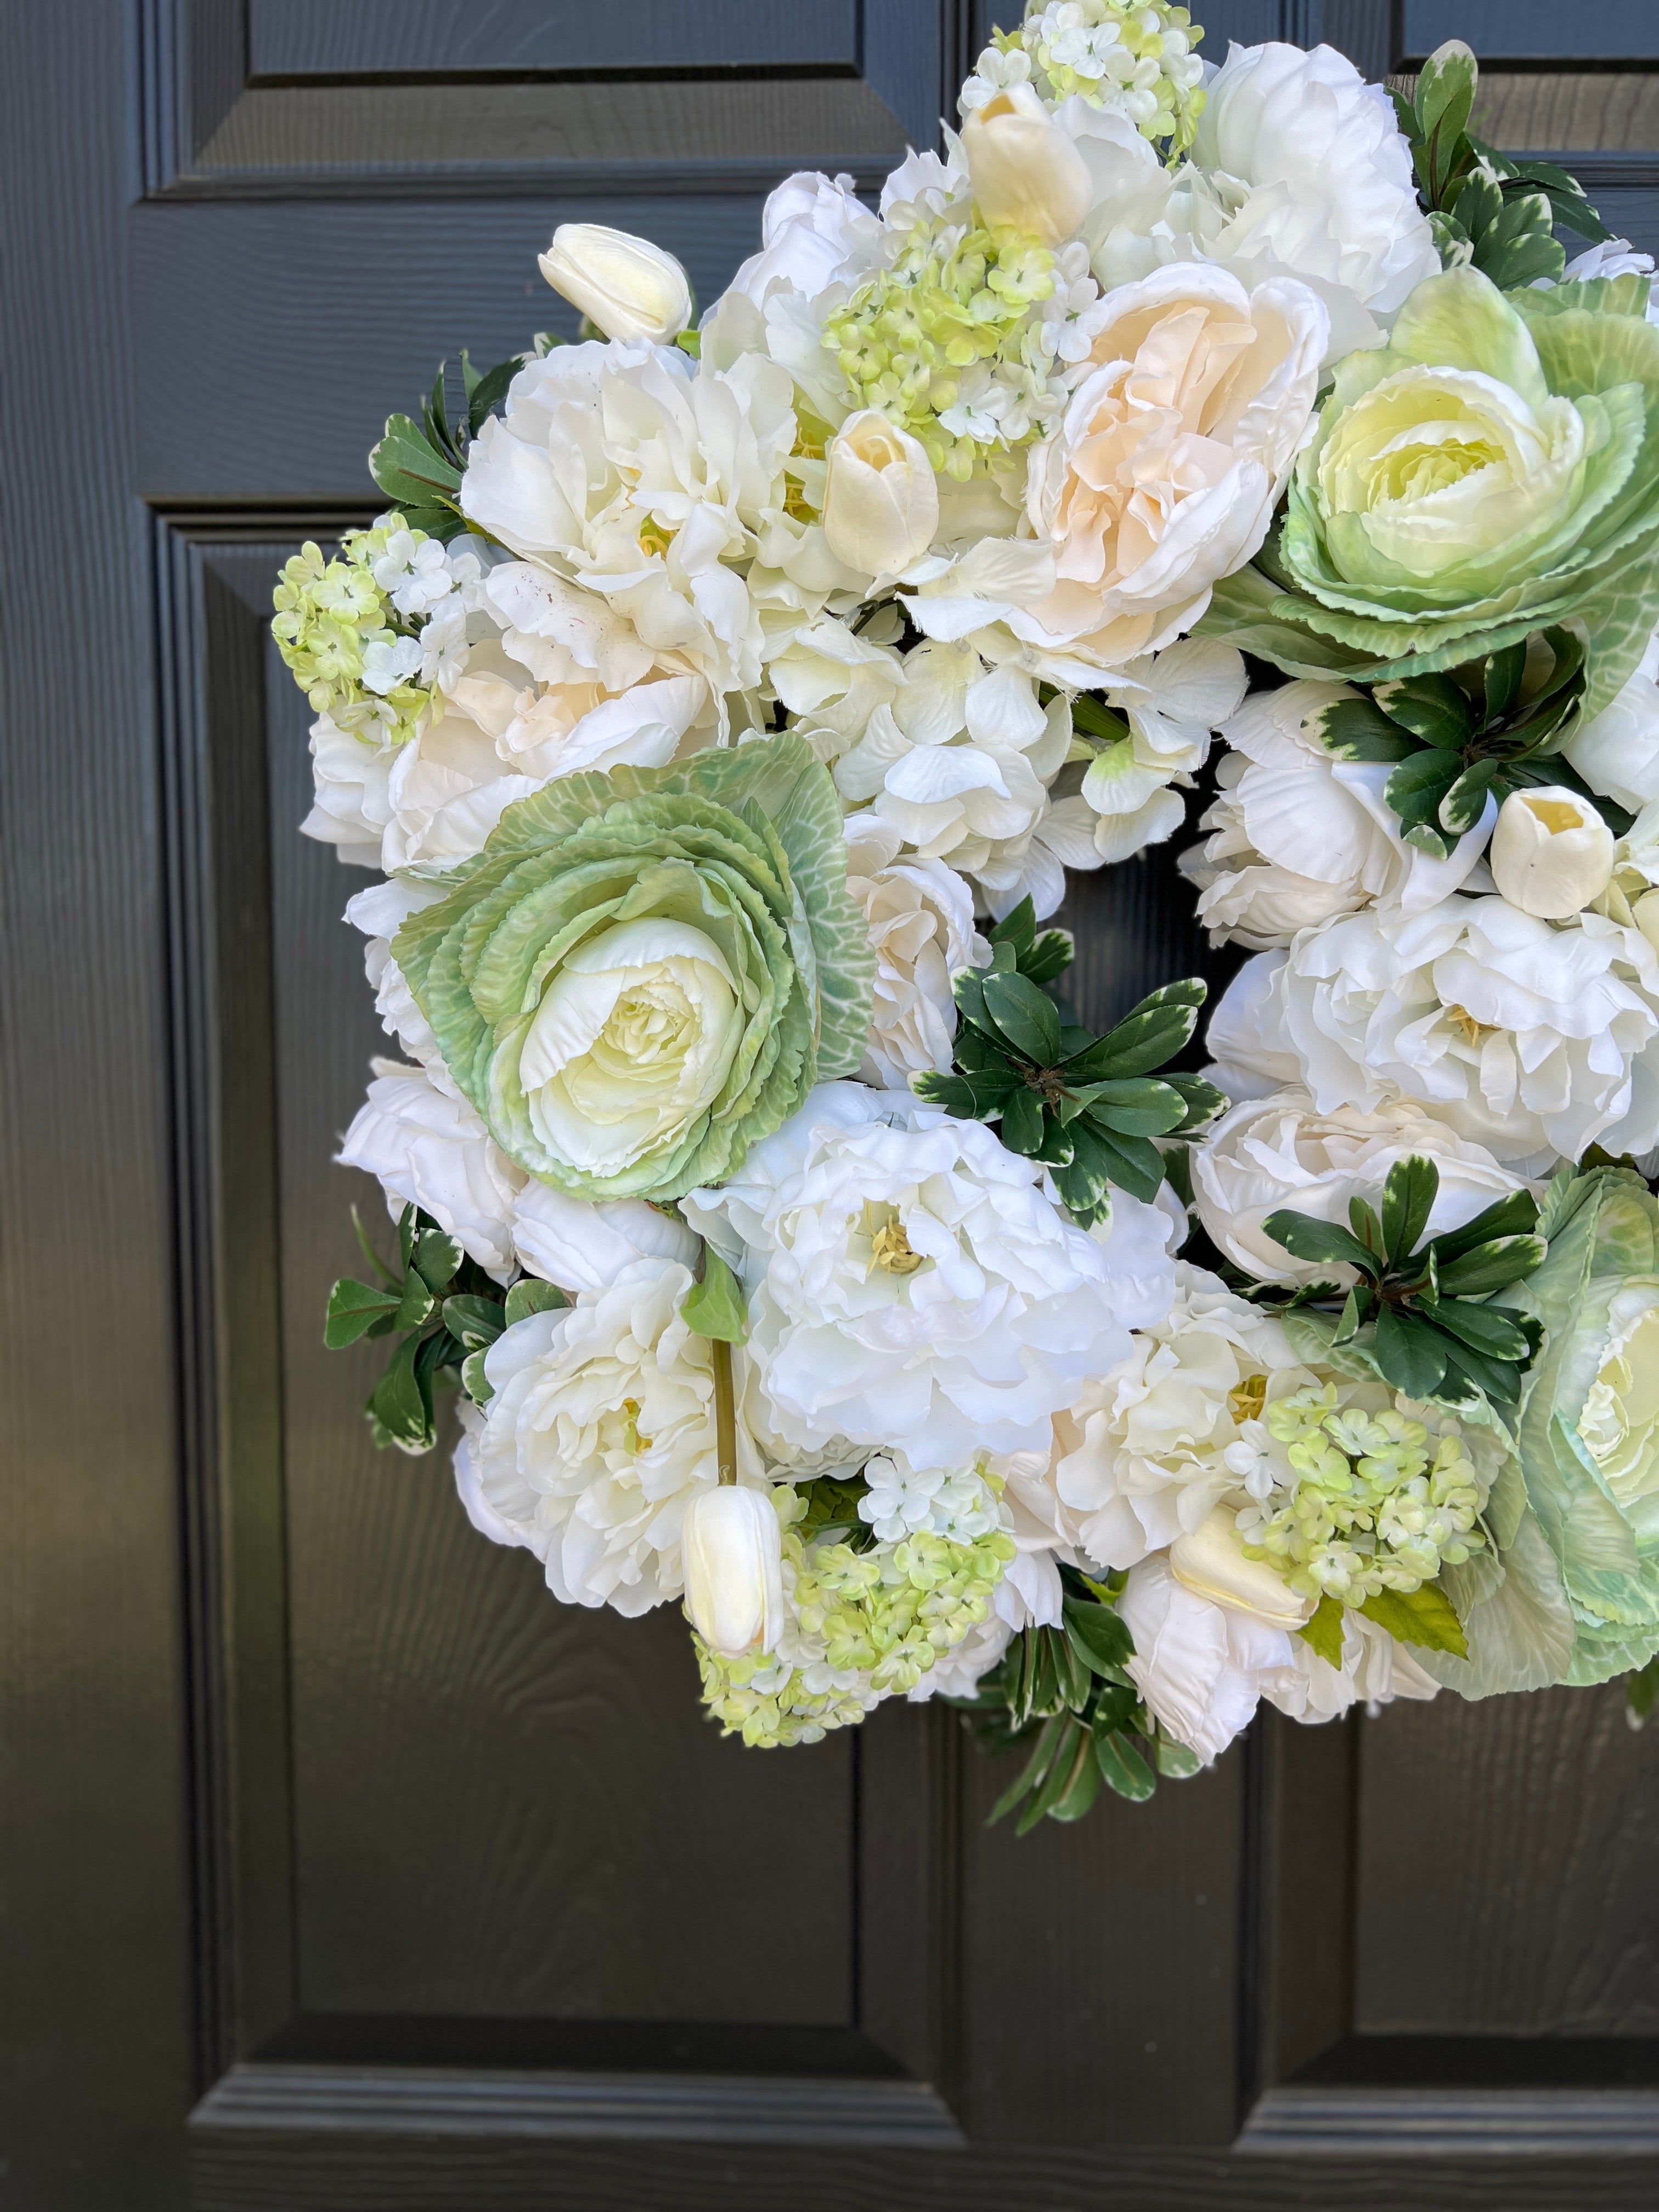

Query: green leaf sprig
left=913, top=897, right=1223, bottom=1224
left=954, top=1571, right=1200, bottom=1832
left=1392, top=41, right=1613, bottom=287
left=369, top=348, right=525, bottom=541
left=1260, top=1156, right=1547, bottom=1410
left=1310, top=627, right=1619, bottom=859
left=325, top=1204, right=567, bottom=1453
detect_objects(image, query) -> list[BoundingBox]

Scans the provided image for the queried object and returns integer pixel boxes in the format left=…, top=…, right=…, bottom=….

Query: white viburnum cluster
left=284, top=12, right=1659, bottom=1796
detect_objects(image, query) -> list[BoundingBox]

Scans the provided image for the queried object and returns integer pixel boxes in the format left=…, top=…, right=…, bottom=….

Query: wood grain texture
left=1354, top=1684, right=1659, bottom=2036
left=0, top=2, right=194, bottom=2207
left=1475, top=73, right=1659, bottom=154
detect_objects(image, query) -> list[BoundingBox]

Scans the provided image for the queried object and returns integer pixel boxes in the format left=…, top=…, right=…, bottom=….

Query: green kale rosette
left=1205, top=267, right=1659, bottom=719
left=393, top=733, right=873, bottom=1203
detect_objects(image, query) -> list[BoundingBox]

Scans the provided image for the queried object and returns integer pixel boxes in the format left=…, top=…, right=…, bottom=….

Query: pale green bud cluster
left=272, top=518, right=431, bottom=745
left=695, top=1481, right=1015, bottom=1747
left=963, top=2, right=1207, bottom=161
left=1239, top=1384, right=1485, bottom=1604
left=822, top=222, right=1060, bottom=481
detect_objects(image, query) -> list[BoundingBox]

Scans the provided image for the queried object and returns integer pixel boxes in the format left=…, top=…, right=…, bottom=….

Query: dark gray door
left=5, top=4, right=1659, bottom=2207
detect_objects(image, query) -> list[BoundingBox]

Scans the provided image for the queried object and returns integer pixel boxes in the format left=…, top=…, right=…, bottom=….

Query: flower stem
left=712, top=1337, right=738, bottom=1485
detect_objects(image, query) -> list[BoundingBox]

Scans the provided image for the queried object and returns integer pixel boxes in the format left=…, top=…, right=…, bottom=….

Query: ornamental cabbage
left=392, top=733, right=873, bottom=1203
left=1206, top=267, right=1659, bottom=719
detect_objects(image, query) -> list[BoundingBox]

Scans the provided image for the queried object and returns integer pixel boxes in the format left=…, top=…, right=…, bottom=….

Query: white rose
left=1118, top=1554, right=1300, bottom=1765
left=470, top=1257, right=766, bottom=1615
left=538, top=223, right=691, bottom=343
left=719, top=170, right=884, bottom=313
left=1488, top=787, right=1616, bottom=921
left=1089, top=42, right=1440, bottom=367
left=821, top=411, right=940, bottom=582
left=1208, top=897, right=1659, bottom=1167
left=1045, top=1263, right=1308, bottom=1567
left=682, top=1084, right=1173, bottom=1472
left=1191, top=1089, right=1538, bottom=1287
left=337, top=1061, right=525, bottom=1276
left=300, top=710, right=394, bottom=868
left=1000, top=263, right=1326, bottom=670
left=1180, top=681, right=1493, bottom=948
left=843, top=816, right=989, bottom=1090
left=1562, top=626, right=1659, bottom=812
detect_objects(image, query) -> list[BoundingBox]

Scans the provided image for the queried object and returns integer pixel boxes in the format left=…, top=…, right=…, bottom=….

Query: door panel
left=6, top=4, right=1659, bottom=2208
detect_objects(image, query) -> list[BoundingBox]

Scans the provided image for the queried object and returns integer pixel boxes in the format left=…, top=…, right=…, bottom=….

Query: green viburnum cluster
left=965, top=2, right=1207, bottom=161
left=822, top=221, right=1063, bottom=480
left=696, top=1480, right=1015, bottom=1748
left=1239, top=1385, right=1486, bottom=1606
left=272, top=520, right=432, bottom=744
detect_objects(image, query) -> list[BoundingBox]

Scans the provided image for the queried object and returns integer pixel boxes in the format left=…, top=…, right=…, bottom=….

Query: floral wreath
left=274, top=8, right=1659, bottom=1832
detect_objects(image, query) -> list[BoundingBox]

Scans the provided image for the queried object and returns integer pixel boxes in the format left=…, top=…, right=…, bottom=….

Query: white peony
left=843, top=815, right=989, bottom=1090
left=1118, top=1553, right=1300, bottom=1764
left=1562, top=625, right=1659, bottom=815
left=682, top=1082, right=1176, bottom=1472
left=469, top=1257, right=766, bottom=1614
left=459, top=339, right=844, bottom=710
left=510, top=1180, right=699, bottom=1291
left=301, top=711, right=394, bottom=868
left=720, top=169, right=884, bottom=315
left=1266, top=1607, right=1439, bottom=1725
left=1086, top=43, right=1440, bottom=366
left=1046, top=1265, right=1308, bottom=1567
left=1191, top=1089, right=1537, bottom=1287
left=337, top=1060, right=524, bottom=1276
left=345, top=877, right=454, bottom=1092
left=1209, top=896, right=1659, bottom=1168
left=1181, top=680, right=1493, bottom=948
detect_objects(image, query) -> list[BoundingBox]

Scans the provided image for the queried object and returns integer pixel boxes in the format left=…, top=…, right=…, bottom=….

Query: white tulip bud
left=1169, top=1509, right=1313, bottom=1630
left=961, top=84, right=1094, bottom=249
left=681, top=1486, right=784, bottom=1658
left=1489, top=786, right=1616, bottom=920
left=538, top=223, right=692, bottom=344
left=821, top=410, right=940, bottom=578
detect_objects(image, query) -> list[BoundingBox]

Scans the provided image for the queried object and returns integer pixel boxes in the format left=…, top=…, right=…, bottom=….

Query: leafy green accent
left=1298, top=1594, right=1346, bottom=1669
left=369, top=348, right=526, bottom=539
left=1306, top=628, right=1620, bottom=856
left=1359, top=1582, right=1469, bottom=1660
left=680, top=1249, right=749, bottom=1344
left=504, top=1277, right=569, bottom=1327
left=914, top=898, right=1214, bottom=1227
left=325, top=1277, right=404, bottom=1350
left=1257, top=1158, right=1547, bottom=1412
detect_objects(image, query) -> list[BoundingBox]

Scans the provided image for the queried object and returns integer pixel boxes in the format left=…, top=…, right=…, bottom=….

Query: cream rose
left=843, top=816, right=989, bottom=1091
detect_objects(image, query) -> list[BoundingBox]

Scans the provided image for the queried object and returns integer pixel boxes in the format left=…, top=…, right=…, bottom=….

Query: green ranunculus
left=1509, top=1167, right=1659, bottom=1685
left=393, top=733, right=873, bottom=1203
left=1205, top=267, right=1659, bottom=719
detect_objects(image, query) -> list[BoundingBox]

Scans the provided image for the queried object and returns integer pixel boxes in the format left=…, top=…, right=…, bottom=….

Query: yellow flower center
left=1228, top=1372, right=1268, bottom=1425
left=1445, top=1003, right=1499, bottom=1047
left=863, top=1202, right=926, bottom=1275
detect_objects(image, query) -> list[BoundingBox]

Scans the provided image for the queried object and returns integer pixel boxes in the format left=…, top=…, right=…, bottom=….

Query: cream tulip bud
left=1489, top=786, right=1616, bottom=920
left=681, top=1486, right=784, bottom=1658
left=1169, top=1509, right=1313, bottom=1631
left=821, top=410, right=940, bottom=578
left=538, top=223, right=692, bottom=343
left=961, top=84, right=1094, bottom=248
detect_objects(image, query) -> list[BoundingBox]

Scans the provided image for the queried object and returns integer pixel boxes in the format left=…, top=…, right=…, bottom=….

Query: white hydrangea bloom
left=1209, top=897, right=1659, bottom=1167
left=682, top=1082, right=1177, bottom=1472
left=1181, top=681, right=1493, bottom=949
left=469, top=1257, right=769, bottom=1615
left=1192, top=1089, right=1538, bottom=1288
left=843, top=815, right=989, bottom=1089
left=337, top=1060, right=525, bottom=1276
left=857, top=1452, right=1007, bottom=1543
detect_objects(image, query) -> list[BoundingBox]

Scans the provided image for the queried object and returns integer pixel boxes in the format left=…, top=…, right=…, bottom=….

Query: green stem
left=712, top=1338, right=738, bottom=1486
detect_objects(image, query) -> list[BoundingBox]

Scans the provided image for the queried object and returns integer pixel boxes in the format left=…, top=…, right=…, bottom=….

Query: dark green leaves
left=1308, top=628, right=1611, bottom=859
left=915, top=901, right=1216, bottom=1229
left=1259, top=1160, right=1547, bottom=1410
left=369, top=347, right=526, bottom=539
left=325, top=1203, right=563, bottom=1453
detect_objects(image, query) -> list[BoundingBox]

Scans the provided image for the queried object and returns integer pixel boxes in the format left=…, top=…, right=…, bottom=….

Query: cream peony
left=1181, top=680, right=1492, bottom=949
left=469, top=1257, right=766, bottom=1615
left=682, top=1083, right=1176, bottom=1472
left=1209, top=898, right=1659, bottom=1168
left=1118, top=1554, right=1300, bottom=1764
left=337, top=1060, right=524, bottom=1276
left=843, top=815, right=989, bottom=1090
left=1087, top=43, right=1441, bottom=366
left=1191, top=1088, right=1537, bottom=1288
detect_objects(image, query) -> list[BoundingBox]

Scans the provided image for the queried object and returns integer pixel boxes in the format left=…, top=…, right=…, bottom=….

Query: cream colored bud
left=821, top=410, right=940, bottom=578
left=1489, top=786, right=1615, bottom=920
left=1634, top=888, right=1659, bottom=955
left=681, top=1485, right=783, bottom=1658
left=1169, top=1509, right=1313, bottom=1630
left=538, top=223, right=692, bottom=343
left=961, top=83, right=1094, bottom=247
